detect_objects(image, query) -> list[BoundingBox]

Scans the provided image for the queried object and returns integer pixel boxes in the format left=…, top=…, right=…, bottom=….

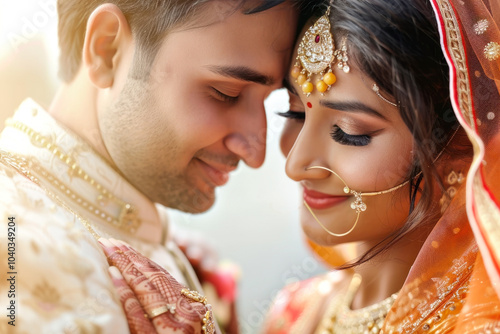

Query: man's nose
left=224, top=102, right=267, bottom=168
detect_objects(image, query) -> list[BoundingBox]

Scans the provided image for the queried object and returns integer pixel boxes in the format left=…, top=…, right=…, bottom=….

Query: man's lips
left=303, top=187, right=350, bottom=210
left=197, top=159, right=237, bottom=186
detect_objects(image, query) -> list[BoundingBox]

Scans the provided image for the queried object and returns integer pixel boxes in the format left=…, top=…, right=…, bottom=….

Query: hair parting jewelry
left=291, top=6, right=402, bottom=109
left=372, top=84, right=398, bottom=107
left=290, top=7, right=348, bottom=96
left=304, top=166, right=410, bottom=237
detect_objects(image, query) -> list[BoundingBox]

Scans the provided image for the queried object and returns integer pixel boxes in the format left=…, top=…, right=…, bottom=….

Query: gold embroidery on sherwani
left=32, top=280, right=62, bottom=310
left=0, top=99, right=202, bottom=332
left=0, top=152, right=102, bottom=239
left=5, top=118, right=141, bottom=234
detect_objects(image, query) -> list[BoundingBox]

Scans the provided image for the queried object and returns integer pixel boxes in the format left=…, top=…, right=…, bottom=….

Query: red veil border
left=382, top=0, right=500, bottom=332
left=430, top=0, right=500, bottom=296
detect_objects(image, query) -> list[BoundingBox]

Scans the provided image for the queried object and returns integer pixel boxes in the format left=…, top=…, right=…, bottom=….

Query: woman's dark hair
left=326, top=0, right=464, bottom=268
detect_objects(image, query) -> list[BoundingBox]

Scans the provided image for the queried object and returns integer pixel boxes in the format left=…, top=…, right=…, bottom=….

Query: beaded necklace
left=4, top=118, right=141, bottom=233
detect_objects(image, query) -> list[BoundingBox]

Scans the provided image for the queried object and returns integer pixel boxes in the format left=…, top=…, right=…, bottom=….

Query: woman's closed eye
left=277, top=110, right=305, bottom=121
left=330, top=125, right=371, bottom=146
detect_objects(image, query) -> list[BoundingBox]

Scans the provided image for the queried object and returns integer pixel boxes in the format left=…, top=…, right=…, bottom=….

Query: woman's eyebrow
left=320, top=100, right=388, bottom=121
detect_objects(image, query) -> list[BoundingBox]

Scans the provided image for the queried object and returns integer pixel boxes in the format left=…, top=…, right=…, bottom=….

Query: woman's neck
left=350, top=227, right=430, bottom=310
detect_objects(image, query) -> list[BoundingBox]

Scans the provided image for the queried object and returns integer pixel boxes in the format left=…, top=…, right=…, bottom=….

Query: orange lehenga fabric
left=263, top=0, right=500, bottom=333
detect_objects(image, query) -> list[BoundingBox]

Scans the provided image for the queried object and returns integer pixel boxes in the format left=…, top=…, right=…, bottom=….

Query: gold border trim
left=434, top=0, right=500, bottom=281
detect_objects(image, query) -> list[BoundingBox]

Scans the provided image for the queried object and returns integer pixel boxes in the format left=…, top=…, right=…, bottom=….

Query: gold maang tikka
left=304, top=166, right=410, bottom=237
left=291, top=7, right=349, bottom=96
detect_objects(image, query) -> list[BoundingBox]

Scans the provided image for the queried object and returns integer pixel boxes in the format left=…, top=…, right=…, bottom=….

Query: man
left=0, top=0, right=317, bottom=332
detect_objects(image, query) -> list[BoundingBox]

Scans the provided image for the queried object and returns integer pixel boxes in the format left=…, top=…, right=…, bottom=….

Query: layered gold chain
left=0, top=150, right=101, bottom=239
left=4, top=119, right=141, bottom=233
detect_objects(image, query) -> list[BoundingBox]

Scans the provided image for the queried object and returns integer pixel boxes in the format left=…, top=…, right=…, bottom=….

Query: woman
left=262, top=0, right=500, bottom=333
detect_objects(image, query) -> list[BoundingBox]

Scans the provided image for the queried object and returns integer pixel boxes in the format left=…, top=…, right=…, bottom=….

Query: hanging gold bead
left=323, top=72, right=336, bottom=86
left=297, top=74, right=307, bottom=85
left=291, top=65, right=301, bottom=79
left=302, top=81, right=314, bottom=94
left=316, top=80, right=328, bottom=93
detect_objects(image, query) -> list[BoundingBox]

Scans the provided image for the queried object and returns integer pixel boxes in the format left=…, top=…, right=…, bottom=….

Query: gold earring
left=439, top=170, right=465, bottom=213
left=304, top=166, right=410, bottom=237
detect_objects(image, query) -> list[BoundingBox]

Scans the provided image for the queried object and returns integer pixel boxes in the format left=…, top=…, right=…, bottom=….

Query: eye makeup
left=330, top=125, right=371, bottom=146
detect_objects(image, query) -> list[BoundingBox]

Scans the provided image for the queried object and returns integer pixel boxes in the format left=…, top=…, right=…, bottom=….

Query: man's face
left=98, top=2, right=298, bottom=212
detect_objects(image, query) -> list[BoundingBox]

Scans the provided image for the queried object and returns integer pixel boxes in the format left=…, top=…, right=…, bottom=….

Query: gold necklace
left=0, top=150, right=101, bottom=240
left=0, top=148, right=216, bottom=333
left=316, top=274, right=398, bottom=334
left=2, top=116, right=204, bottom=289
left=5, top=118, right=141, bottom=233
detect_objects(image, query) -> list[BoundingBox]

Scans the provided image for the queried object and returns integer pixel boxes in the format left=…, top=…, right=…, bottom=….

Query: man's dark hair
left=57, top=0, right=322, bottom=82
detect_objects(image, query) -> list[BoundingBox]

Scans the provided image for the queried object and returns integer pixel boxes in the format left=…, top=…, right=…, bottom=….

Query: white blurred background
left=0, top=1, right=327, bottom=333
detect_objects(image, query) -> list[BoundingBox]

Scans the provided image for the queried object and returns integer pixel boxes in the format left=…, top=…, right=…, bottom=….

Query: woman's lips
left=303, top=187, right=349, bottom=210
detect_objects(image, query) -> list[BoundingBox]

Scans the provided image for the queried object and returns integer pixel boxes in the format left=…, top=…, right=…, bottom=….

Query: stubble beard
left=100, top=76, right=217, bottom=213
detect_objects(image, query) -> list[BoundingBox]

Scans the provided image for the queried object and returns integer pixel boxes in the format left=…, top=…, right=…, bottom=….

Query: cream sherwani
left=0, top=99, right=201, bottom=333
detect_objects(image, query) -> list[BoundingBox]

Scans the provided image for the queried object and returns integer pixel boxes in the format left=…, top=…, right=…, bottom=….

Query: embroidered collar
left=0, top=99, right=166, bottom=243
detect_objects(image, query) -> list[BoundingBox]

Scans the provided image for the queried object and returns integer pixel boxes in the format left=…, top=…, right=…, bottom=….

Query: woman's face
left=281, top=43, right=414, bottom=247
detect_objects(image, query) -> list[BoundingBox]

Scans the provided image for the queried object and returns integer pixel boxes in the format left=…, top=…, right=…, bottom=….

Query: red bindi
left=307, top=102, right=312, bottom=108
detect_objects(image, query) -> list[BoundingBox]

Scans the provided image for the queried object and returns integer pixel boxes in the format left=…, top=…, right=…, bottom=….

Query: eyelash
left=212, top=88, right=239, bottom=104
left=277, top=111, right=305, bottom=121
left=330, top=125, right=371, bottom=146
left=278, top=112, right=372, bottom=146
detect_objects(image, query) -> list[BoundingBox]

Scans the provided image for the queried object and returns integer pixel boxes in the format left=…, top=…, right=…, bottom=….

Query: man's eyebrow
left=320, top=100, right=388, bottom=121
left=206, top=65, right=275, bottom=86
left=283, top=76, right=298, bottom=95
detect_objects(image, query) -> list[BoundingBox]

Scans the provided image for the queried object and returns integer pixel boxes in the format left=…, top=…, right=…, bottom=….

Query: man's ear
left=82, top=4, right=132, bottom=88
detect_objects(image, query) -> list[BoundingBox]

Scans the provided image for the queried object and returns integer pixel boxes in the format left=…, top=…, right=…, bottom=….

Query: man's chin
left=162, top=191, right=216, bottom=214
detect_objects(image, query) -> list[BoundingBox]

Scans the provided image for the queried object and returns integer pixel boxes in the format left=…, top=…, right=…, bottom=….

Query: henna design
left=109, top=266, right=155, bottom=334
left=101, top=238, right=209, bottom=334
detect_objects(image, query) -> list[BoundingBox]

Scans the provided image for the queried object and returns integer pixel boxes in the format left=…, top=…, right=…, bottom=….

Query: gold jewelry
left=0, top=150, right=101, bottom=240
left=147, top=305, right=175, bottom=319
left=315, top=274, right=398, bottom=334
left=181, top=288, right=215, bottom=334
left=372, top=83, right=398, bottom=107
left=290, top=7, right=349, bottom=96
left=202, top=306, right=215, bottom=334
left=5, top=119, right=141, bottom=233
left=181, top=288, right=208, bottom=305
left=439, top=170, right=464, bottom=213
left=304, top=165, right=409, bottom=237
left=303, top=125, right=462, bottom=236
